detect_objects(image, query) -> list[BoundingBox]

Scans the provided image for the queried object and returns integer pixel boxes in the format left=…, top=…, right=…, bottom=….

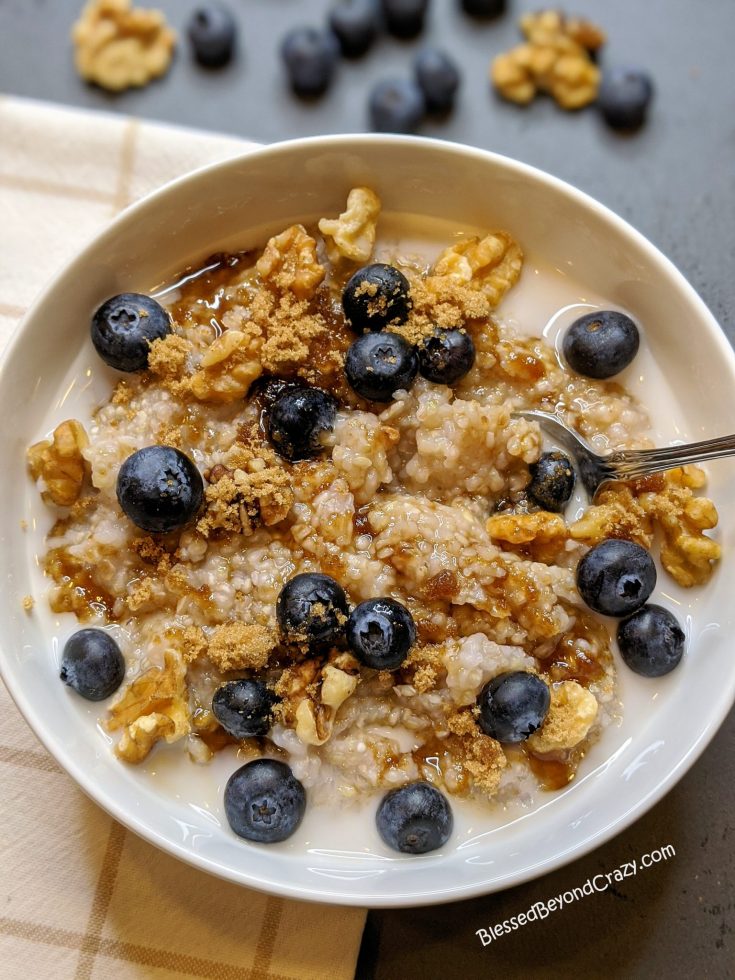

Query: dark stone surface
left=1, top=1, right=734, bottom=976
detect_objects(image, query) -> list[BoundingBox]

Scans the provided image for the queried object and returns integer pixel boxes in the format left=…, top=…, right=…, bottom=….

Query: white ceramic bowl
left=2, top=136, right=735, bottom=908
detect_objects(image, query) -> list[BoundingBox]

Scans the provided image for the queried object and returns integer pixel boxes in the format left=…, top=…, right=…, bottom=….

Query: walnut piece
left=72, top=0, right=176, bottom=93
left=491, top=9, right=604, bottom=110
left=188, top=329, right=263, bottom=403
left=318, top=187, right=382, bottom=263
left=431, top=232, right=523, bottom=307
left=27, top=419, right=89, bottom=507
left=487, top=511, right=567, bottom=545
left=527, top=680, right=598, bottom=753
left=276, top=653, right=360, bottom=747
left=256, top=224, right=325, bottom=300
left=106, top=651, right=189, bottom=763
left=570, top=467, right=720, bottom=586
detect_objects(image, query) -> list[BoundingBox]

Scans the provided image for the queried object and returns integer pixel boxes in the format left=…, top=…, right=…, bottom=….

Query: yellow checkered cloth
left=0, top=95, right=366, bottom=980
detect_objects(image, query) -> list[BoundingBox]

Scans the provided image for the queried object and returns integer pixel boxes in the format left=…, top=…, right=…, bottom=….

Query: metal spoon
left=513, top=409, right=735, bottom=498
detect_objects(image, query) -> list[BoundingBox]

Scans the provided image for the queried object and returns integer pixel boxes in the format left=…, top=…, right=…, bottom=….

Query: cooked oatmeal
left=28, top=189, right=721, bottom=818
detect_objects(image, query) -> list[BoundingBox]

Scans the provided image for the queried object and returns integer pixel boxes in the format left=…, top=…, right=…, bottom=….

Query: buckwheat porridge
left=27, top=188, right=721, bottom=852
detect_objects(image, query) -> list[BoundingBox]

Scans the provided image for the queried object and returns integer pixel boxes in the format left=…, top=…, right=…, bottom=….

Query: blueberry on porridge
left=27, top=187, right=722, bottom=849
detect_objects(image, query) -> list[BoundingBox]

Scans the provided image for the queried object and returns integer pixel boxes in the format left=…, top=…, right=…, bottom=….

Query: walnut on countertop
left=491, top=9, right=604, bottom=110
left=27, top=419, right=90, bottom=507
left=71, top=0, right=176, bottom=93
left=318, top=187, right=382, bottom=263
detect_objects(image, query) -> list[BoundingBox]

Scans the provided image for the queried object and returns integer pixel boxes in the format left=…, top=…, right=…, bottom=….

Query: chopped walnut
left=22, top=595, right=34, bottom=612
left=570, top=467, right=720, bottom=586
left=256, top=224, right=326, bottom=300
left=276, top=652, right=360, bottom=746
left=71, top=0, right=176, bottom=92
left=188, top=329, right=263, bottom=403
left=431, top=231, right=523, bottom=307
left=106, top=651, right=189, bottom=763
left=206, top=621, right=276, bottom=672
left=527, top=680, right=598, bottom=753
left=27, top=419, right=89, bottom=507
left=197, top=442, right=293, bottom=537
left=318, top=187, right=382, bottom=263
left=491, top=9, right=603, bottom=110
left=487, top=511, right=567, bottom=545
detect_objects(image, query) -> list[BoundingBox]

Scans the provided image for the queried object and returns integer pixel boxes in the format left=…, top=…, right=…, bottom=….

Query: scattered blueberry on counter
left=329, top=0, right=381, bottom=58
left=60, top=628, right=126, bottom=701
left=343, top=263, right=412, bottom=331
left=224, top=758, right=306, bottom=843
left=414, top=47, right=461, bottom=113
left=599, top=67, right=654, bottom=129
left=417, top=327, right=475, bottom=384
left=91, top=293, right=171, bottom=373
left=267, top=385, right=337, bottom=462
left=380, top=0, right=430, bottom=40
left=345, top=331, right=419, bottom=401
left=527, top=450, right=576, bottom=513
left=212, top=679, right=277, bottom=739
left=187, top=3, right=237, bottom=68
left=563, top=309, right=640, bottom=379
left=281, top=26, right=340, bottom=97
left=460, top=0, right=506, bottom=18
left=116, top=445, right=204, bottom=533
left=376, top=781, right=453, bottom=853
left=576, top=538, right=657, bottom=618
left=617, top=604, right=686, bottom=677
left=368, top=76, right=427, bottom=132
left=347, top=597, right=416, bottom=669
left=476, top=671, right=551, bottom=743
left=277, top=572, right=350, bottom=649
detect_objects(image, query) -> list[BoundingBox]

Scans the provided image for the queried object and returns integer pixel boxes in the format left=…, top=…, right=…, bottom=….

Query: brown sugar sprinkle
left=206, top=621, right=276, bottom=672
left=389, top=276, right=493, bottom=348
left=400, top=643, right=446, bottom=693
left=147, top=334, right=192, bottom=378
left=414, top=710, right=507, bottom=796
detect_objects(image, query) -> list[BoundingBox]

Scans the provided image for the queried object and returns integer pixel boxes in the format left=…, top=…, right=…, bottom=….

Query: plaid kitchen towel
left=0, top=94, right=366, bottom=980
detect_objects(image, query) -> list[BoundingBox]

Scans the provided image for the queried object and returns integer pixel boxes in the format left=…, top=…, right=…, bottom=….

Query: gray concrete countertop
left=1, top=1, right=734, bottom=976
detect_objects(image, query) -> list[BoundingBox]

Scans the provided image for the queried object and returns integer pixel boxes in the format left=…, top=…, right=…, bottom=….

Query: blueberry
left=281, top=26, right=339, bottom=97
left=599, top=67, right=654, bottom=129
left=380, top=0, right=429, bottom=39
left=187, top=3, right=237, bottom=67
left=328, top=0, right=380, bottom=58
left=617, top=604, right=685, bottom=677
left=248, top=374, right=307, bottom=407
left=346, top=598, right=416, bottom=670
left=277, top=572, right=350, bottom=649
left=60, top=628, right=125, bottom=701
left=576, top=539, right=656, bottom=617
left=563, top=309, right=640, bottom=379
left=91, top=293, right=171, bottom=372
left=224, top=759, right=306, bottom=843
left=376, top=781, right=453, bottom=854
left=414, top=47, right=461, bottom=113
left=527, top=451, right=575, bottom=513
left=345, top=332, right=418, bottom=402
left=116, top=445, right=204, bottom=533
left=267, top=386, right=337, bottom=462
left=417, top=328, right=475, bottom=384
left=369, top=78, right=426, bottom=133
left=212, top=679, right=277, bottom=739
left=342, top=263, right=412, bottom=332
left=460, top=0, right=506, bottom=17
left=477, top=671, right=550, bottom=743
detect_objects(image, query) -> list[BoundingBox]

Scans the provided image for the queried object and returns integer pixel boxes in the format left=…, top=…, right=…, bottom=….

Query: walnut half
left=318, top=187, right=382, bottom=263
left=256, top=225, right=326, bottom=300
left=28, top=419, right=89, bottom=507
left=431, top=231, right=523, bottom=308
left=277, top=653, right=360, bottom=746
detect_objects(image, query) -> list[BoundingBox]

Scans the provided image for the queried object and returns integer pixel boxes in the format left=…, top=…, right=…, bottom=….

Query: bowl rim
left=3, top=133, right=735, bottom=908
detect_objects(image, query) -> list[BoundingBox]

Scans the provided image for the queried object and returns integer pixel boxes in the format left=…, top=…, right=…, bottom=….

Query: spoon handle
left=610, top=433, right=735, bottom=479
